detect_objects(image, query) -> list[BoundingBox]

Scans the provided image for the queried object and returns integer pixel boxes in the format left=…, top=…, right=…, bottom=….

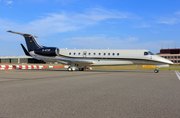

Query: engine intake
left=34, top=47, right=59, bottom=56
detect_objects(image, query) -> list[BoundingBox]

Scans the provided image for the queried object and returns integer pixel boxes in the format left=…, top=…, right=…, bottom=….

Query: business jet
left=7, top=30, right=173, bottom=73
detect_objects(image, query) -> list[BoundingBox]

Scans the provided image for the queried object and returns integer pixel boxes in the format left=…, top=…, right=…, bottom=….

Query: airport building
left=156, top=48, right=180, bottom=64
left=0, top=56, right=45, bottom=64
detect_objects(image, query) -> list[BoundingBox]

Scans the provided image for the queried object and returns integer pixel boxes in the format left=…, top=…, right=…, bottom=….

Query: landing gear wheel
left=154, top=69, right=159, bottom=73
left=68, top=66, right=76, bottom=71
left=72, top=67, right=76, bottom=71
left=68, top=67, right=72, bottom=71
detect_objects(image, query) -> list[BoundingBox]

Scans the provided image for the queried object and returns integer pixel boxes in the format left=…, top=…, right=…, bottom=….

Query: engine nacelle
left=34, top=47, right=59, bottom=56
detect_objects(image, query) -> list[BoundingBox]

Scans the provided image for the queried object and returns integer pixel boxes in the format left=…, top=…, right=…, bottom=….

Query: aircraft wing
left=33, top=55, right=93, bottom=64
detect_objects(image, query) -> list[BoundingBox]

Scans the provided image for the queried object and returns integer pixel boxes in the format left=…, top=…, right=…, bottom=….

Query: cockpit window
left=144, top=51, right=154, bottom=55
left=148, top=51, right=154, bottom=55
left=144, top=52, right=149, bottom=55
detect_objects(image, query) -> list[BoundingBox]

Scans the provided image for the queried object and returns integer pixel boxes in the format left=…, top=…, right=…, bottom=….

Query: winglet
left=20, top=44, right=31, bottom=56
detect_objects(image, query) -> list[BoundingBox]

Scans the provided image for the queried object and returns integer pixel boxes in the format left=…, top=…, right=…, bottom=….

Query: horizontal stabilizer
left=7, top=30, right=38, bottom=38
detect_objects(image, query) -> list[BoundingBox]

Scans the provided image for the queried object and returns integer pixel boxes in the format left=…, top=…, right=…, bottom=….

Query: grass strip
left=92, top=65, right=180, bottom=71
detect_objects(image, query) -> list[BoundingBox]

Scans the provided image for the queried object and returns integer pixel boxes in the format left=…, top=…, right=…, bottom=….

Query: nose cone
left=160, top=57, right=173, bottom=65
left=154, top=55, right=173, bottom=65
left=166, top=59, right=174, bottom=65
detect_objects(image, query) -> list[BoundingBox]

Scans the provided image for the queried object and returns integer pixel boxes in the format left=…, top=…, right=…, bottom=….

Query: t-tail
left=7, top=30, right=59, bottom=56
left=7, top=30, right=42, bottom=52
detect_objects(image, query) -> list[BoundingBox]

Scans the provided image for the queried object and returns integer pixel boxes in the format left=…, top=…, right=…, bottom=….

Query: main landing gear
left=68, top=67, right=76, bottom=71
left=154, top=67, right=159, bottom=73
left=68, top=63, right=86, bottom=71
left=68, top=67, right=85, bottom=71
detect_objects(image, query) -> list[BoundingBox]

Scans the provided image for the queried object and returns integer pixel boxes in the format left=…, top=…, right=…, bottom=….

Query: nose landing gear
left=154, top=67, right=159, bottom=73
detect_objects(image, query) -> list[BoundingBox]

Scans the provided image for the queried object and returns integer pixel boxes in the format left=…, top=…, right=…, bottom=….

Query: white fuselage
left=32, top=49, right=173, bottom=67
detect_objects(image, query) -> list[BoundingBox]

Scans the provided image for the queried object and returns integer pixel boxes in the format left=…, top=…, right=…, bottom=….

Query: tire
left=154, top=69, right=159, bottom=73
left=68, top=68, right=72, bottom=71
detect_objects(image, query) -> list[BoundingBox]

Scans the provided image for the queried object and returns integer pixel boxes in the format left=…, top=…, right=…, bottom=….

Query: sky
left=1, top=0, right=180, bottom=56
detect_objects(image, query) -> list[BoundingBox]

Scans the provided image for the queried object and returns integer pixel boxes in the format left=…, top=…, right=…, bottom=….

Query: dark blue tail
left=23, top=35, right=42, bottom=51
left=7, top=30, right=42, bottom=52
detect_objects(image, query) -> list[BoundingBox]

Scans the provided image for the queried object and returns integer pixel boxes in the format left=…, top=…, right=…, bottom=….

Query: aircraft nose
left=169, top=60, right=174, bottom=65
left=155, top=55, right=174, bottom=65
left=157, top=56, right=174, bottom=65
left=165, top=59, right=173, bottom=65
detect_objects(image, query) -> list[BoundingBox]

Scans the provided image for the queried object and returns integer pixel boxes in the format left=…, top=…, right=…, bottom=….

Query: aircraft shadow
left=29, top=69, right=154, bottom=73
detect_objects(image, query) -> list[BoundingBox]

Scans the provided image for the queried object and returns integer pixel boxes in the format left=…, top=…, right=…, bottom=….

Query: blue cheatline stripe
left=175, top=71, right=180, bottom=81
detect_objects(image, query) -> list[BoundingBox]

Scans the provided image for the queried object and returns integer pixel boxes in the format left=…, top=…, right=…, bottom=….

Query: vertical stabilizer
left=23, top=35, right=42, bottom=51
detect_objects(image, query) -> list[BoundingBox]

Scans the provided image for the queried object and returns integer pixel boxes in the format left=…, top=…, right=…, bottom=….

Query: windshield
left=144, top=51, right=154, bottom=55
left=148, top=51, right=154, bottom=55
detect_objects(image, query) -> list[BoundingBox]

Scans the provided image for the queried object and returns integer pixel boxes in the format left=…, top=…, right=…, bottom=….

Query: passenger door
left=83, top=51, right=87, bottom=57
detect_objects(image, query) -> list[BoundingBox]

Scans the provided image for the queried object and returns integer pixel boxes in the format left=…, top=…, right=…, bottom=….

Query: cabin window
left=112, top=53, right=115, bottom=56
left=104, top=53, right=106, bottom=56
left=78, top=53, right=80, bottom=55
left=89, top=53, right=91, bottom=55
left=74, top=53, right=76, bottom=55
left=69, top=53, right=71, bottom=55
left=94, top=53, right=96, bottom=55
left=144, top=52, right=148, bottom=55
left=108, top=53, right=110, bottom=56
left=117, top=53, right=119, bottom=56
left=99, top=53, right=101, bottom=55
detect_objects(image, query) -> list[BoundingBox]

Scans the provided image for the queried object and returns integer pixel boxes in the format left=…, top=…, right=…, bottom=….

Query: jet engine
left=34, top=47, right=59, bottom=56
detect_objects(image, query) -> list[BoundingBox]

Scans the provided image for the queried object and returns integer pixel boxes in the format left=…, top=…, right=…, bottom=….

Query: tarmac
left=0, top=69, right=180, bottom=118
